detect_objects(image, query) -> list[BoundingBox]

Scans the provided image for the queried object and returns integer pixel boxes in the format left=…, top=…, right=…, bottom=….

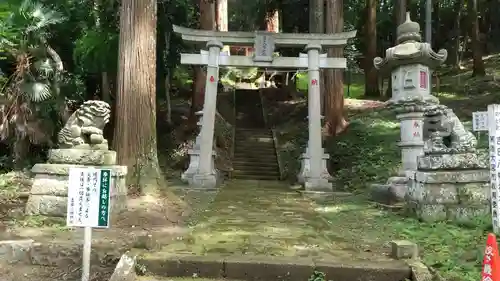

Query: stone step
left=233, top=165, right=279, bottom=174
left=233, top=154, right=277, bottom=160
left=234, top=145, right=276, bottom=154
left=232, top=160, right=279, bottom=167
left=235, top=128, right=271, bottom=134
left=233, top=167, right=280, bottom=174
left=234, top=140, right=274, bottom=146
left=232, top=173, right=281, bottom=180
left=236, top=129, right=270, bottom=133
left=235, top=136, right=273, bottom=141
left=137, top=254, right=412, bottom=281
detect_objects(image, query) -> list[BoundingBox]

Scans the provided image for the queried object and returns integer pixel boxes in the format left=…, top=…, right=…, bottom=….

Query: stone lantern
left=371, top=13, right=447, bottom=203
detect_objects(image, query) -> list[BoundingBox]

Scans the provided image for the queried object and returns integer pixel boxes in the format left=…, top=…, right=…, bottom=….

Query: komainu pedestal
left=25, top=100, right=128, bottom=219
left=407, top=105, right=490, bottom=224
left=25, top=150, right=127, bottom=217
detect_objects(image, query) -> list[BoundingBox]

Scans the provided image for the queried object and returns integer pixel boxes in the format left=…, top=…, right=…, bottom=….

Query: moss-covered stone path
left=152, top=180, right=393, bottom=261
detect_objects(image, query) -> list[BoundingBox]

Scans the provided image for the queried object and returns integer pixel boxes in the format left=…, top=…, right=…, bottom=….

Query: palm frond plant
left=0, top=0, right=66, bottom=169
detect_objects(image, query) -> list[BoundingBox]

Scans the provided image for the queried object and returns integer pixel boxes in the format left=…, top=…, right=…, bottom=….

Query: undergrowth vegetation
left=316, top=196, right=490, bottom=281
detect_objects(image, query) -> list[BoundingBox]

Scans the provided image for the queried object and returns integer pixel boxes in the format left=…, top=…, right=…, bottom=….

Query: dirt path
left=149, top=180, right=393, bottom=262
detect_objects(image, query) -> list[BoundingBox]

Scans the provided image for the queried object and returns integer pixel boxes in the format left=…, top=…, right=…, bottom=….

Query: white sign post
left=67, top=167, right=111, bottom=281
left=474, top=106, right=500, bottom=233
left=487, top=105, right=500, bottom=234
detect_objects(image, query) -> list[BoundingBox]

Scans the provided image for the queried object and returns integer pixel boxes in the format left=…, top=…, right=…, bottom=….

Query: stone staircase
left=232, top=89, right=280, bottom=180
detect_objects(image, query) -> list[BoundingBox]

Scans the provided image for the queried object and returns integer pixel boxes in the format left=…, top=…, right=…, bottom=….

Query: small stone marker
left=67, top=167, right=111, bottom=281
left=390, top=240, right=418, bottom=260
left=109, top=252, right=137, bottom=281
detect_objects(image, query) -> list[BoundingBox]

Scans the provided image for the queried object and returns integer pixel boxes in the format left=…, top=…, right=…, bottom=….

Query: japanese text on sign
left=488, top=104, right=500, bottom=233
left=473, top=111, right=489, bottom=132
left=67, top=168, right=111, bottom=228
left=253, top=33, right=275, bottom=62
left=482, top=245, right=494, bottom=281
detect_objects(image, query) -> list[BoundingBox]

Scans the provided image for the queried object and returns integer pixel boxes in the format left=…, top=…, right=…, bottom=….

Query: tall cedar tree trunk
left=449, top=0, right=463, bottom=68
left=114, top=0, right=161, bottom=194
left=468, top=0, right=486, bottom=76
left=364, top=0, right=379, bottom=97
left=215, top=0, right=228, bottom=31
left=91, top=0, right=111, bottom=104
left=158, top=0, right=172, bottom=124
left=385, top=0, right=406, bottom=97
left=324, top=0, right=347, bottom=136
left=309, top=0, right=325, bottom=113
left=487, top=0, right=500, bottom=51
left=215, top=0, right=230, bottom=56
left=191, top=0, right=215, bottom=119
left=432, top=0, right=440, bottom=48
left=265, top=10, right=280, bottom=32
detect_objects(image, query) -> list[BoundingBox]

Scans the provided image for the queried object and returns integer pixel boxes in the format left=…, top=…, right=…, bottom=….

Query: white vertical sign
left=67, top=168, right=111, bottom=228
left=488, top=105, right=500, bottom=233
left=473, top=111, right=488, bottom=132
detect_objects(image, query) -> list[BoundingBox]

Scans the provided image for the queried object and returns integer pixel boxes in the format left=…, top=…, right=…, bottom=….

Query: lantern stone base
left=25, top=149, right=128, bottom=221
left=407, top=153, right=490, bottom=225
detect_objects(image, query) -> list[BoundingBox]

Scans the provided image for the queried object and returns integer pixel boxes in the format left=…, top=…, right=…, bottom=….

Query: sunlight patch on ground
left=368, top=120, right=399, bottom=130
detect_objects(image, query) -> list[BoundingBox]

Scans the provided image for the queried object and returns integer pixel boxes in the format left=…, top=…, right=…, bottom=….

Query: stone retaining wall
left=407, top=153, right=490, bottom=224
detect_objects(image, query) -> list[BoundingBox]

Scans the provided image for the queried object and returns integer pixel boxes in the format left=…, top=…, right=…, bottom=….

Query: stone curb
left=406, top=260, right=433, bottom=281
left=0, top=239, right=122, bottom=267
left=137, top=254, right=412, bottom=281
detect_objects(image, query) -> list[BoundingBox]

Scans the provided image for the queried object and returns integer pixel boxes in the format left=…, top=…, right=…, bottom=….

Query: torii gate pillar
left=190, top=40, right=224, bottom=189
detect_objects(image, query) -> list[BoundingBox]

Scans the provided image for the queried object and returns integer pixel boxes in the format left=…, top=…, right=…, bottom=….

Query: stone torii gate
left=173, top=25, right=356, bottom=191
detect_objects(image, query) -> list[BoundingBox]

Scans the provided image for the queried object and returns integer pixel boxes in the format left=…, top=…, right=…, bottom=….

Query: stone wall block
left=446, top=205, right=490, bottom=224
left=420, top=183, right=458, bottom=204
left=457, top=183, right=490, bottom=204
left=413, top=202, right=447, bottom=222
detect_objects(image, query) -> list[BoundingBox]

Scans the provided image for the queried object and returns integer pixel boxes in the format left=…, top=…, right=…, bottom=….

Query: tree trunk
left=449, top=0, right=463, bottom=68
left=364, top=0, right=379, bottom=97
left=215, top=0, right=228, bottom=31
left=487, top=0, right=500, bottom=52
left=13, top=136, right=29, bottom=170
left=191, top=0, right=216, bottom=118
left=432, top=0, right=440, bottom=48
left=324, top=0, right=346, bottom=136
left=425, top=0, right=432, bottom=43
left=385, top=0, right=406, bottom=97
left=101, top=71, right=110, bottom=102
left=265, top=10, right=280, bottom=32
left=468, top=0, right=486, bottom=76
left=114, top=0, right=161, bottom=194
